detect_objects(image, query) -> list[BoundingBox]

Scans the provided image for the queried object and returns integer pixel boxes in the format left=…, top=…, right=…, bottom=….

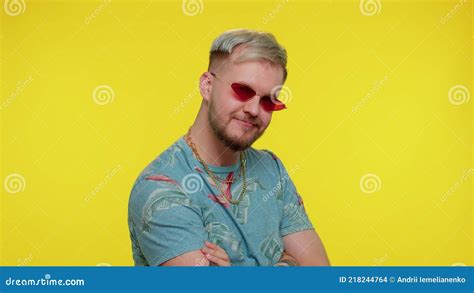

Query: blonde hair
left=208, top=29, right=288, bottom=82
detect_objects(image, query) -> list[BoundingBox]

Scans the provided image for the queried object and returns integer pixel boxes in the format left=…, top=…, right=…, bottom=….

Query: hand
left=275, top=250, right=299, bottom=266
left=201, top=241, right=231, bottom=266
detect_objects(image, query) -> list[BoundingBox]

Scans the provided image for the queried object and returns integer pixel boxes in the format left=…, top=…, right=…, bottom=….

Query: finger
left=201, top=247, right=229, bottom=262
left=205, top=241, right=227, bottom=255
left=205, top=253, right=230, bottom=266
left=204, top=241, right=218, bottom=249
left=205, top=241, right=224, bottom=255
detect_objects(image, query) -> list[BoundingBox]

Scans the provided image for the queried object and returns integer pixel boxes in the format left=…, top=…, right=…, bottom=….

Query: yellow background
left=1, top=0, right=472, bottom=266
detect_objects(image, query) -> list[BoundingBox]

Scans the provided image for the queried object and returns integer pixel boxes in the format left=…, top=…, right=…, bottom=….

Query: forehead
left=223, top=60, right=284, bottom=95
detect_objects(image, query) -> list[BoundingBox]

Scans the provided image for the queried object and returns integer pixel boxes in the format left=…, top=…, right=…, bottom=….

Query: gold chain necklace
left=185, top=130, right=243, bottom=184
left=184, top=130, right=247, bottom=205
left=209, top=157, right=243, bottom=184
left=213, top=170, right=242, bottom=184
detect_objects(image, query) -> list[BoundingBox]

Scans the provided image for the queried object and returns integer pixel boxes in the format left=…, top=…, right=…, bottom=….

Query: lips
left=234, top=118, right=258, bottom=128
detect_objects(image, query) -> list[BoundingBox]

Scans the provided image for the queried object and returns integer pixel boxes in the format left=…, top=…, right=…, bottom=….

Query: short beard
left=208, top=100, right=264, bottom=152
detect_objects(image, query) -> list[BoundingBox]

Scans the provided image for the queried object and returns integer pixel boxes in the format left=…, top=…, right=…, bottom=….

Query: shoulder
left=246, top=147, right=279, bottom=162
left=136, top=137, right=189, bottom=182
left=246, top=147, right=283, bottom=171
left=128, top=137, right=195, bottom=217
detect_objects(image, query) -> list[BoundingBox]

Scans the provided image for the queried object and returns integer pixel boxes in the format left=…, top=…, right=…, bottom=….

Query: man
left=128, top=28, right=330, bottom=266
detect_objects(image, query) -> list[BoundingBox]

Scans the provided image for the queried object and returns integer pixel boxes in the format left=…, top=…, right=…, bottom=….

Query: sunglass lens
left=231, top=83, right=256, bottom=101
left=261, top=96, right=286, bottom=112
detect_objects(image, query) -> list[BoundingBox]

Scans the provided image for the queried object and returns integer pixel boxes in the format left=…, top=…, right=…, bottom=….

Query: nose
left=242, top=95, right=261, bottom=117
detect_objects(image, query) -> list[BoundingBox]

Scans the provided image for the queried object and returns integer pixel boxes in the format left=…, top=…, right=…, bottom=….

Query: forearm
left=282, top=229, right=331, bottom=266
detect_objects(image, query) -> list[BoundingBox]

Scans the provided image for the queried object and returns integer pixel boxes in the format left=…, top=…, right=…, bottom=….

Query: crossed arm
left=160, top=229, right=330, bottom=266
left=281, top=229, right=330, bottom=266
left=260, top=229, right=330, bottom=266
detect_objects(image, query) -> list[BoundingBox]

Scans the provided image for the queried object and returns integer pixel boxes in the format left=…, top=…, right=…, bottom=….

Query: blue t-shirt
left=128, top=135, right=314, bottom=266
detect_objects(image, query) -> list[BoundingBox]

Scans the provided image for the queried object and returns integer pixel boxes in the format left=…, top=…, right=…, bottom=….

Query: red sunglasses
left=210, top=72, right=286, bottom=112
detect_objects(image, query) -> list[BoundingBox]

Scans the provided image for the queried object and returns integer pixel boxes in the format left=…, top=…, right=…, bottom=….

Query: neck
left=187, top=106, right=240, bottom=167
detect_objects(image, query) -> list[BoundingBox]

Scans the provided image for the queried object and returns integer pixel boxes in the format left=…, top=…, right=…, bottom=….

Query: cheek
left=217, top=94, right=243, bottom=117
left=212, top=92, right=234, bottom=114
left=260, top=113, right=272, bottom=129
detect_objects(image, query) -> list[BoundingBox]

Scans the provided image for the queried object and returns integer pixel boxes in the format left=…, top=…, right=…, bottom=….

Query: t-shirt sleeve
left=265, top=151, right=315, bottom=237
left=129, top=177, right=207, bottom=266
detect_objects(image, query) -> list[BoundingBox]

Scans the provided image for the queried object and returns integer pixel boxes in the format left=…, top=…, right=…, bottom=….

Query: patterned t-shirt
left=128, top=135, right=314, bottom=266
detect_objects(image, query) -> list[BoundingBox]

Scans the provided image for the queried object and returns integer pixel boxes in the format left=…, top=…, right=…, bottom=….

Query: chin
left=228, top=128, right=264, bottom=149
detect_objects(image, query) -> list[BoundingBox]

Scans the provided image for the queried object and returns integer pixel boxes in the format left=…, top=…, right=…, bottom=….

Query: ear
left=199, top=72, right=213, bottom=103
